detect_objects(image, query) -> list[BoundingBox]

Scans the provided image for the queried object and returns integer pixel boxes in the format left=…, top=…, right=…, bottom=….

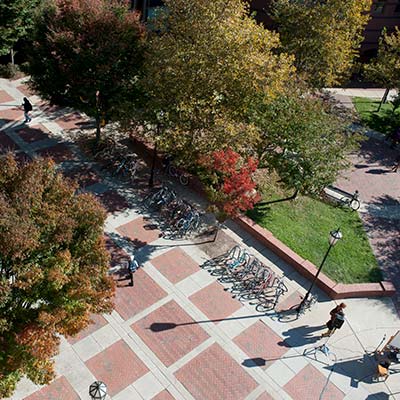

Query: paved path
left=325, top=88, right=398, bottom=100
left=325, top=90, right=400, bottom=313
left=1, top=78, right=400, bottom=400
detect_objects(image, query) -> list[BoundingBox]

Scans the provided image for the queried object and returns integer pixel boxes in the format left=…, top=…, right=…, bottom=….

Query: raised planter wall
left=235, top=215, right=396, bottom=299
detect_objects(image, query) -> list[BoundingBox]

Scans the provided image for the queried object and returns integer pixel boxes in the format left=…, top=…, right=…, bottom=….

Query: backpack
left=27, top=102, right=33, bottom=111
left=332, top=313, right=345, bottom=329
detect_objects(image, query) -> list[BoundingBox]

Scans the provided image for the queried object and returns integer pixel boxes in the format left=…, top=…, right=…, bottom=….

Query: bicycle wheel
left=256, top=300, right=274, bottom=313
left=339, top=196, right=351, bottom=208
left=179, top=173, right=189, bottom=186
left=350, top=199, right=360, bottom=211
left=168, top=165, right=177, bottom=178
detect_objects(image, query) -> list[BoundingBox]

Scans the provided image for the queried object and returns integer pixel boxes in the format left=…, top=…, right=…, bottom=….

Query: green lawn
left=352, top=96, right=399, bottom=135
left=247, top=184, right=381, bottom=284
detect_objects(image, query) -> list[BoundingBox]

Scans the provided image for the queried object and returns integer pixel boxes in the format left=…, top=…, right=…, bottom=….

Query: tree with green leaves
left=0, top=155, right=114, bottom=398
left=0, top=0, right=41, bottom=63
left=140, top=0, right=294, bottom=167
left=270, top=0, right=371, bottom=88
left=364, top=27, right=400, bottom=111
left=250, top=86, right=358, bottom=196
left=27, top=0, right=145, bottom=141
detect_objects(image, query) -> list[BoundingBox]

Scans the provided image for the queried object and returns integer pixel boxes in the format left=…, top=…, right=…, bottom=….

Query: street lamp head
left=329, top=228, right=342, bottom=247
left=89, top=381, right=107, bottom=400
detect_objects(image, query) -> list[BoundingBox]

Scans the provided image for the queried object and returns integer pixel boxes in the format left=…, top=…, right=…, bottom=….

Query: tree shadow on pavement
left=241, top=352, right=305, bottom=368
left=148, top=312, right=264, bottom=332
left=362, top=195, right=400, bottom=286
left=356, top=136, right=399, bottom=168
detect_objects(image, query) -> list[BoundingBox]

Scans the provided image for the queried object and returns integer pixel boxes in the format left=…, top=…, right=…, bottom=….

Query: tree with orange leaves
left=0, top=155, right=114, bottom=397
left=27, top=0, right=145, bottom=142
left=199, top=148, right=260, bottom=221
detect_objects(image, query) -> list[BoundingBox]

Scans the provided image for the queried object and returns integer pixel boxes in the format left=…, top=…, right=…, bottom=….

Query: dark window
left=395, top=1, right=400, bottom=13
left=372, top=1, right=386, bottom=14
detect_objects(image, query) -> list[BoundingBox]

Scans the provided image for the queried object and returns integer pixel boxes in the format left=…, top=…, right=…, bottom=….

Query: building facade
left=133, top=0, right=400, bottom=59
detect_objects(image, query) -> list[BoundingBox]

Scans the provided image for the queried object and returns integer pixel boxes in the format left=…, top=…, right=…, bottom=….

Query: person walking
left=127, top=255, right=139, bottom=287
left=392, top=155, right=400, bottom=173
left=321, top=302, right=346, bottom=338
left=22, top=97, right=33, bottom=123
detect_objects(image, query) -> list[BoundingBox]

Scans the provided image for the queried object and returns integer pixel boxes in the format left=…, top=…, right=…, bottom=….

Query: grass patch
left=352, top=96, right=399, bottom=135
left=247, top=182, right=381, bottom=284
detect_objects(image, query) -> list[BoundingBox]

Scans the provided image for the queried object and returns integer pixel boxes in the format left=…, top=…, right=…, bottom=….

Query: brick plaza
left=1, top=78, right=399, bottom=400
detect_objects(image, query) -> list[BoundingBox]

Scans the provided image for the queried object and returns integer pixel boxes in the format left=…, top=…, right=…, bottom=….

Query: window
left=372, top=0, right=386, bottom=14
left=395, top=1, right=400, bottom=13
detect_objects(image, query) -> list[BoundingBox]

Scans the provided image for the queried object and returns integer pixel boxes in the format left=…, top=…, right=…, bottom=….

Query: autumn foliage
left=199, top=148, right=260, bottom=220
left=27, top=0, right=145, bottom=140
left=0, top=155, right=114, bottom=397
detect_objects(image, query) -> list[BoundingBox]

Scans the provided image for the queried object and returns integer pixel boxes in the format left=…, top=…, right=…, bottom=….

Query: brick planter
left=235, top=215, right=395, bottom=299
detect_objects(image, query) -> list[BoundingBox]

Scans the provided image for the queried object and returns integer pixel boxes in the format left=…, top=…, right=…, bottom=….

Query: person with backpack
left=22, top=97, right=33, bottom=123
left=126, top=254, right=139, bottom=287
left=321, top=302, right=346, bottom=338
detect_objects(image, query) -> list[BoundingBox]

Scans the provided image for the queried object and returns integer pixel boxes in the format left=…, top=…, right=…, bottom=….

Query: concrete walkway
left=1, top=78, right=399, bottom=400
left=324, top=89, right=400, bottom=313
left=325, top=88, right=398, bottom=100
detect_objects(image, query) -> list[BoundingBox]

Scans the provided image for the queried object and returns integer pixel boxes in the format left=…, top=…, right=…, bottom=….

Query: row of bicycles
left=202, top=245, right=288, bottom=312
left=143, top=185, right=202, bottom=238
left=92, top=138, right=139, bottom=182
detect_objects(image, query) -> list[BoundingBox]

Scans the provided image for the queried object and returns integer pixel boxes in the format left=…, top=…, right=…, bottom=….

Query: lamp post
left=89, top=381, right=107, bottom=400
left=296, top=228, right=342, bottom=316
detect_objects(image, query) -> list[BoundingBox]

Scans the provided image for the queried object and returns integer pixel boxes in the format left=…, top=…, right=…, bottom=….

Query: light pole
left=296, top=228, right=342, bottom=316
left=89, top=381, right=107, bottom=400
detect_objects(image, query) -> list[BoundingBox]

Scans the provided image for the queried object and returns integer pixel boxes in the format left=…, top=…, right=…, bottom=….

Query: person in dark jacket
left=22, top=97, right=32, bottom=123
left=321, top=303, right=346, bottom=338
left=392, top=155, right=400, bottom=173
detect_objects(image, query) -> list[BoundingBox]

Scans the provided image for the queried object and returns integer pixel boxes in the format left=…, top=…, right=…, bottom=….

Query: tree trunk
left=377, top=88, right=390, bottom=112
left=10, top=48, right=14, bottom=65
left=211, top=222, right=222, bottom=242
left=95, top=117, right=101, bottom=143
left=149, top=140, right=157, bottom=187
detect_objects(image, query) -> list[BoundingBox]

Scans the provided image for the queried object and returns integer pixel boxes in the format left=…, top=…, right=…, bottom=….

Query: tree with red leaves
left=0, top=155, right=115, bottom=397
left=199, top=148, right=260, bottom=221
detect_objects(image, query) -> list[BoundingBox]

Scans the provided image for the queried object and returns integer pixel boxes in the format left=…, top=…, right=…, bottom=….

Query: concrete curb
left=235, top=215, right=396, bottom=299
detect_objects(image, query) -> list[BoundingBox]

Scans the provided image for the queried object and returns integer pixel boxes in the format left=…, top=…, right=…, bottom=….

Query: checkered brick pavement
left=1, top=78, right=399, bottom=400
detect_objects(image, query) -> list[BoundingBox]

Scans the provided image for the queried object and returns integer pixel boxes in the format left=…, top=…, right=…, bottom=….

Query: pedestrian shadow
left=279, top=325, right=326, bottom=348
left=354, top=164, right=370, bottom=169
left=365, top=168, right=390, bottom=174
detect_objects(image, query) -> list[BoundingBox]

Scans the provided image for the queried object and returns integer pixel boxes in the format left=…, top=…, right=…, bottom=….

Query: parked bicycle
left=112, top=154, right=139, bottom=182
left=142, top=186, right=202, bottom=238
left=340, top=190, right=360, bottom=211
left=204, top=245, right=289, bottom=313
left=143, top=185, right=176, bottom=211
left=162, top=155, right=189, bottom=186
